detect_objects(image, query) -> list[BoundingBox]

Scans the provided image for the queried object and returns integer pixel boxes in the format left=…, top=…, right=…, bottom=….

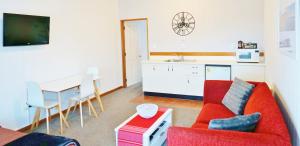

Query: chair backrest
left=87, top=67, right=101, bottom=89
left=80, top=75, right=95, bottom=98
left=87, top=67, right=99, bottom=80
left=26, top=82, right=45, bottom=107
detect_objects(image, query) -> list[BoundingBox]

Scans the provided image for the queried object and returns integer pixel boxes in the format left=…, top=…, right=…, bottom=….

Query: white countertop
left=142, top=59, right=266, bottom=66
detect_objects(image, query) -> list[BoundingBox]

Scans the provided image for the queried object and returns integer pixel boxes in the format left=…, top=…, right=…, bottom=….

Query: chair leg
left=30, top=107, right=40, bottom=131
left=46, top=108, right=50, bottom=134
left=79, top=101, right=83, bottom=128
left=93, top=81, right=104, bottom=112
left=88, top=103, right=92, bottom=116
left=66, top=105, right=72, bottom=120
left=55, top=105, right=70, bottom=133
left=96, top=93, right=104, bottom=112
left=87, top=99, right=98, bottom=118
left=72, top=102, right=78, bottom=113
left=48, top=109, right=51, bottom=122
left=35, top=109, right=41, bottom=127
left=66, top=100, right=74, bottom=120
left=56, top=105, right=63, bottom=134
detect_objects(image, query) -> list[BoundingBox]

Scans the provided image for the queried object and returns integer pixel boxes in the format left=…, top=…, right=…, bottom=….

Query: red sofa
left=168, top=80, right=291, bottom=146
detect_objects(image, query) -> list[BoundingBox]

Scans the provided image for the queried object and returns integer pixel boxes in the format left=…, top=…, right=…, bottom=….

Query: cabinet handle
left=168, top=67, right=170, bottom=71
left=187, top=80, right=190, bottom=84
left=153, top=66, right=155, bottom=71
left=172, top=67, right=174, bottom=71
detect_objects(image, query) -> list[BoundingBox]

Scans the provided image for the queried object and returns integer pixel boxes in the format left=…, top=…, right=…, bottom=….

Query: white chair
left=26, top=82, right=60, bottom=134
left=66, top=75, right=98, bottom=127
left=87, top=67, right=104, bottom=112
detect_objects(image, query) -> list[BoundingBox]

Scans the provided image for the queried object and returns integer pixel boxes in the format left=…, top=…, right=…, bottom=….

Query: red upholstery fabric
left=191, top=122, right=208, bottom=129
left=167, top=80, right=292, bottom=146
left=195, top=103, right=235, bottom=123
left=244, top=83, right=291, bottom=142
left=203, top=80, right=232, bottom=105
left=167, top=127, right=291, bottom=146
left=203, top=80, right=260, bottom=105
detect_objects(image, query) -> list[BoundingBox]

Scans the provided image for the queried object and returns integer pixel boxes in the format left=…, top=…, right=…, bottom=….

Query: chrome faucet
left=178, top=55, right=185, bottom=61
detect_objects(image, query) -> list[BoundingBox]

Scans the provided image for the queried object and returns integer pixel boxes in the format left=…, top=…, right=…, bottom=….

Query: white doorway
left=121, top=19, right=148, bottom=87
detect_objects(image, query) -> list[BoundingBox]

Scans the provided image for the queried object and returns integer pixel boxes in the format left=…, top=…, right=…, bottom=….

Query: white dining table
left=40, top=75, right=83, bottom=133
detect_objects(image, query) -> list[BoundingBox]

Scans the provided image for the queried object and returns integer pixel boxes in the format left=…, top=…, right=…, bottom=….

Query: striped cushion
left=222, top=78, right=254, bottom=115
left=208, top=112, right=261, bottom=132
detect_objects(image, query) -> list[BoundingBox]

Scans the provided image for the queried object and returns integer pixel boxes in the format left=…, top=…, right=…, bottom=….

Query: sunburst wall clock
left=172, top=12, right=195, bottom=36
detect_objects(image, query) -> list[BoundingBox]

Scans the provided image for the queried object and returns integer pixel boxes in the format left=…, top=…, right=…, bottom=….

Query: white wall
left=119, top=0, right=264, bottom=52
left=264, top=0, right=300, bottom=144
left=0, top=0, right=122, bottom=130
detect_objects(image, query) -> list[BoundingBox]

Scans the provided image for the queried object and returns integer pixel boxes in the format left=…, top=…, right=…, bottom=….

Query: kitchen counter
left=142, top=59, right=266, bottom=66
left=142, top=59, right=266, bottom=99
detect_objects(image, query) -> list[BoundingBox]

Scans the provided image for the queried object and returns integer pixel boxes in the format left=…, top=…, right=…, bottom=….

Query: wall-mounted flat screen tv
left=3, top=13, right=50, bottom=46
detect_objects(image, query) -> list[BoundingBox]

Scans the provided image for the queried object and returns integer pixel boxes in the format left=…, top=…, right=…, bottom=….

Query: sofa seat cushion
left=196, top=103, right=235, bottom=123
left=191, top=122, right=208, bottom=129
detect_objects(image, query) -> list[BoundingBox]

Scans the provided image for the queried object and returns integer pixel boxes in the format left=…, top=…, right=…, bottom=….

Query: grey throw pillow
left=222, top=78, right=254, bottom=115
left=208, top=112, right=261, bottom=132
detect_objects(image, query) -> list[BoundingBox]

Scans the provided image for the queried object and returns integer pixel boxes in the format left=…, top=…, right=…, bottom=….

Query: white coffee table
left=115, top=108, right=172, bottom=146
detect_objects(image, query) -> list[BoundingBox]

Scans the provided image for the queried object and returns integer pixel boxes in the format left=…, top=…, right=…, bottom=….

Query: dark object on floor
left=5, top=132, right=80, bottom=146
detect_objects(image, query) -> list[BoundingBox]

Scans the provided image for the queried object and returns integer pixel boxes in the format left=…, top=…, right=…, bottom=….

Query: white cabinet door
left=143, top=63, right=195, bottom=95
left=142, top=63, right=182, bottom=94
left=166, top=64, right=186, bottom=95
left=232, top=65, right=265, bottom=82
left=183, top=65, right=205, bottom=96
left=186, top=76, right=204, bottom=96
left=142, top=63, right=155, bottom=92
left=142, top=63, right=163, bottom=92
left=158, top=64, right=174, bottom=94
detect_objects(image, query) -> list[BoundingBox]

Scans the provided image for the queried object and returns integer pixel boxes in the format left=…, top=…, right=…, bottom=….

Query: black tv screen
left=3, top=13, right=50, bottom=46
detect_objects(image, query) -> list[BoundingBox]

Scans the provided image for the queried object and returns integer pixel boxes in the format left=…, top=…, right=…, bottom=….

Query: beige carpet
left=31, top=83, right=201, bottom=146
left=130, top=95, right=203, bottom=109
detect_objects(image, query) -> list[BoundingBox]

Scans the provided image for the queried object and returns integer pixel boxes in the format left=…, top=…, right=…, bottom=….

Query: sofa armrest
left=203, top=80, right=232, bottom=105
left=167, top=127, right=290, bottom=146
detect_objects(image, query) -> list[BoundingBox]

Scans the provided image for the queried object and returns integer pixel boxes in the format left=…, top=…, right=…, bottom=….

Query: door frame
left=120, top=18, right=149, bottom=88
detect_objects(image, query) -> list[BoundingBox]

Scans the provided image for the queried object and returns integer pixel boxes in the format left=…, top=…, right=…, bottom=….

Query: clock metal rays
left=172, top=12, right=195, bottom=36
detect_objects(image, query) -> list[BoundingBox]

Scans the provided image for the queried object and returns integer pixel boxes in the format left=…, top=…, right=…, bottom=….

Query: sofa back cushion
left=244, top=83, right=291, bottom=142
left=222, top=78, right=254, bottom=115
left=204, top=80, right=260, bottom=105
